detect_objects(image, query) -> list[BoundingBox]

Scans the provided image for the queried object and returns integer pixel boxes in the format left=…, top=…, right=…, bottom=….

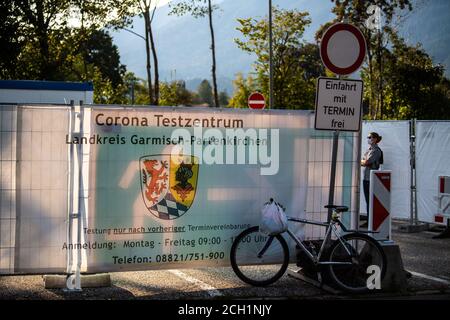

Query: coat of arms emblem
left=140, top=154, right=199, bottom=220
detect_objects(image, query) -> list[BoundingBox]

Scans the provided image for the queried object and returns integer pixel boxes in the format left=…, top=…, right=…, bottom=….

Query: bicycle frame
left=282, top=216, right=355, bottom=266
left=231, top=210, right=387, bottom=290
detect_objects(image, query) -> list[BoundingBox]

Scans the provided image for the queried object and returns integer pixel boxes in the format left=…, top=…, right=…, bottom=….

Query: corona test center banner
left=82, top=107, right=313, bottom=272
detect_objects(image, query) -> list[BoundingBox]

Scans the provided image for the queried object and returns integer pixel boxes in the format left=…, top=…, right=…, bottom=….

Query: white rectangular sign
left=314, top=77, right=363, bottom=132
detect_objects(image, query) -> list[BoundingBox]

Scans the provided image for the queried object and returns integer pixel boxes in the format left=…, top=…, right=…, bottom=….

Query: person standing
left=361, top=132, right=383, bottom=216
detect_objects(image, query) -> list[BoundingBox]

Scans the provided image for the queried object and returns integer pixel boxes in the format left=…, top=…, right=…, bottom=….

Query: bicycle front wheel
left=327, top=233, right=387, bottom=293
left=230, top=226, right=289, bottom=286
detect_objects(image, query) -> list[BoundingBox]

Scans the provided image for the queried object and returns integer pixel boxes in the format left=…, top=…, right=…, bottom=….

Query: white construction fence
left=361, top=120, right=450, bottom=224
left=1, top=104, right=360, bottom=275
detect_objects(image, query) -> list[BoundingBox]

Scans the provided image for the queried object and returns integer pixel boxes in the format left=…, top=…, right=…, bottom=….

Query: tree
left=6, top=0, right=131, bottom=80
left=218, top=91, right=229, bottom=107
left=82, top=30, right=127, bottom=87
left=11, top=0, right=72, bottom=79
left=0, top=1, right=24, bottom=78
left=133, top=0, right=160, bottom=105
left=64, top=30, right=128, bottom=104
left=0, top=1, right=131, bottom=104
left=159, top=80, right=193, bottom=106
left=123, top=73, right=152, bottom=105
left=228, top=73, right=257, bottom=108
left=362, top=29, right=450, bottom=120
left=234, top=8, right=323, bottom=109
left=84, top=30, right=128, bottom=104
left=319, top=0, right=413, bottom=119
left=197, top=79, right=213, bottom=106
left=170, top=0, right=220, bottom=108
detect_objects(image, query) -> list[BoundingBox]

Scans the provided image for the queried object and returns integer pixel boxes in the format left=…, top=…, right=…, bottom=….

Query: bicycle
left=230, top=203, right=387, bottom=293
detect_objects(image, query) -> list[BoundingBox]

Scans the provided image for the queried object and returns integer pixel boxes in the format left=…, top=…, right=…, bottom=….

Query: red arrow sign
left=248, top=92, right=266, bottom=109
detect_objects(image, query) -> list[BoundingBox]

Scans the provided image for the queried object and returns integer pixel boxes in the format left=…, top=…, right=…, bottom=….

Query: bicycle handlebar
left=324, top=205, right=349, bottom=213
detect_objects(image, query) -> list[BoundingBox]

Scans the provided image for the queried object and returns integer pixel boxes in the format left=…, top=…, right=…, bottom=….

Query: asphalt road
left=0, top=222, right=449, bottom=300
left=392, top=228, right=450, bottom=281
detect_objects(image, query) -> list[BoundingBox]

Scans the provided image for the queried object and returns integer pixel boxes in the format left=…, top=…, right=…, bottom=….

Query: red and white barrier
left=434, top=176, right=450, bottom=225
left=369, top=170, right=392, bottom=241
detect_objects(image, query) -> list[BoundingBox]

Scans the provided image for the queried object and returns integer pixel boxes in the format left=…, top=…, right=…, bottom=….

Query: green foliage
left=159, top=81, right=193, bottom=106
left=91, top=67, right=128, bottom=104
left=228, top=73, right=257, bottom=108
left=0, top=1, right=24, bottom=78
left=327, top=0, right=450, bottom=120
left=329, top=0, right=412, bottom=26
left=126, top=74, right=151, bottom=105
left=83, top=30, right=127, bottom=87
left=218, top=91, right=229, bottom=107
left=0, top=0, right=132, bottom=104
left=234, top=8, right=323, bottom=109
left=60, top=29, right=129, bottom=104
left=197, top=79, right=213, bottom=106
left=361, top=30, right=450, bottom=120
left=1, top=0, right=131, bottom=79
left=169, top=0, right=218, bottom=18
left=322, top=0, right=414, bottom=119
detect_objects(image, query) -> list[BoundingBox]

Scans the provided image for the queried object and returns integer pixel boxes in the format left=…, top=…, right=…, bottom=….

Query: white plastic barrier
left=369, top=170, right=392, bottom=241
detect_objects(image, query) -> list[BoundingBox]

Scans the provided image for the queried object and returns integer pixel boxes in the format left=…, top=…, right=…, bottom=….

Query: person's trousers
left=363, top=180, right=370, bottom=214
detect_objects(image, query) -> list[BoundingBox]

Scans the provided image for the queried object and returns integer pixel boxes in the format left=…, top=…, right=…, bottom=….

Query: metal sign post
left=327, top=131, right=339, bottom=222
left=314, top=77, right=363, bottom=222
left=317, top=23, right=367, bottom=223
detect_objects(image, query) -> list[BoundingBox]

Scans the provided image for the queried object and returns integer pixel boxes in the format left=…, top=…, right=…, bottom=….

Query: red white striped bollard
left=435, top=176, right=450, bottom=224
left=369, top=170, right=392, bottom=241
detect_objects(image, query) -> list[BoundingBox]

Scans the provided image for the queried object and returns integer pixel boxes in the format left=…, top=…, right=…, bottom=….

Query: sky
left=157, top=0, right=172, bottom=6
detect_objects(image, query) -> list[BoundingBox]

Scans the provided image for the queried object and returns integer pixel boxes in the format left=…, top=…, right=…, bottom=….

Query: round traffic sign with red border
left=248, top=92, right=266, bottom=109
left=320, top=23, right=367, bottom=75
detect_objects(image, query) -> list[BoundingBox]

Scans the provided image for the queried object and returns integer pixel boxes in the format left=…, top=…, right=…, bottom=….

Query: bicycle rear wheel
left=327, top=233, right=387, bottom=293
left=230, top=226, right=289, bottom=286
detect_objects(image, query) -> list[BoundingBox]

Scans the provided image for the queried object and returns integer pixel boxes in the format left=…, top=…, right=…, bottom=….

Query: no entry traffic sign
left=314, top=77, right=363, bottom=132
left=248, top=92, right=266, bottom=109
left=320, top=23, right=367, bottom=75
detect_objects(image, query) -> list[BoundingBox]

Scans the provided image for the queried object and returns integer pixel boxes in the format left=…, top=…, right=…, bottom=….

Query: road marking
left=168, top=270, right=223, bottom=297
left=408, top=271, right=450, bottom=285
left=423, top=231, right=440, bottom=236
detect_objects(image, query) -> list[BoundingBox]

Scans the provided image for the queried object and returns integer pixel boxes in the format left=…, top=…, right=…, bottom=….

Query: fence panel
left=416, top=121, right=450, bottom=223
left=361, top=121, right=411, bottom=220
left=1, top=105, right=70, bottom=274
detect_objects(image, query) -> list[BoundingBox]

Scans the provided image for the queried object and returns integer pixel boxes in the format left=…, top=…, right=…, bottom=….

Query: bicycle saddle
left=324, top=205, right=349, bottom=213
